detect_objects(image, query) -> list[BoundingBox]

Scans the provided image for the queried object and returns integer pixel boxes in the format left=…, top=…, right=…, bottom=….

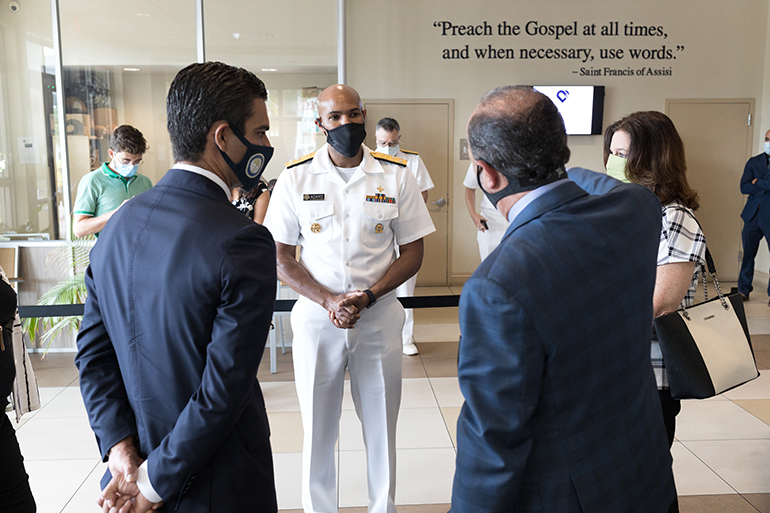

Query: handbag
left=0, top=267, right=40, bottom=420
left=654, top=249, right=759, bottom=400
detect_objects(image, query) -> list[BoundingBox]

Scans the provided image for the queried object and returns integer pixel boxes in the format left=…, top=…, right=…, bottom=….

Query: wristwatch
left=363, top=289, right=376, bottom=309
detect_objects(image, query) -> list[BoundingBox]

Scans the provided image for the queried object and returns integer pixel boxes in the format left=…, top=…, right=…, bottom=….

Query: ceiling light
left=135, top=13, right=150, bottom=17
left=232, top=33, right=240, bottom=39
left=123, top=68, right=140, bottom=72
left=261, top=68, right=278, bottom=72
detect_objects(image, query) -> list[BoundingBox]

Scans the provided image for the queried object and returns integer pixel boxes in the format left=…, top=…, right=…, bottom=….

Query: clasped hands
left=98, top=437, right=163, bottom=513
left=326, top=290, right=370, bottom=329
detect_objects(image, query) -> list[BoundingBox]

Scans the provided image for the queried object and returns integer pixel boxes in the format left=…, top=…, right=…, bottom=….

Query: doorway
left=666, top=99, right=755, bottom=281
left=363, top=99, right=454, bottom=286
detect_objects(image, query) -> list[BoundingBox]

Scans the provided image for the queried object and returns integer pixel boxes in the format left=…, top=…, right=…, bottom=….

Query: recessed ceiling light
left=135, top=13, right=150, bottom=17
left=123, top=68, right=140, bottom=72
left=261, top=68, right=278, bottom=72
left=232, top=33, right=240, bottom=39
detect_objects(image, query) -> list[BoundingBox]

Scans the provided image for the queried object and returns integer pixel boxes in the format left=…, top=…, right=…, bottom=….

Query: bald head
left=315, top=84, right=367, bottom=163
left=468, top=85, right=570, bottom=185
left=317, top=84, right=363, bottom=119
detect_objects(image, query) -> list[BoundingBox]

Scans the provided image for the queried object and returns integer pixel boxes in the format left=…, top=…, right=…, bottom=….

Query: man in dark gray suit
left=451, top=86, right=677, bottom=513
left=76, top=62, right=277, bottom=512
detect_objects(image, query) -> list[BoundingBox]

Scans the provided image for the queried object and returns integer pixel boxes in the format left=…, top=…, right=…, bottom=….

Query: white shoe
left=403, top=342, right=419, bottom=356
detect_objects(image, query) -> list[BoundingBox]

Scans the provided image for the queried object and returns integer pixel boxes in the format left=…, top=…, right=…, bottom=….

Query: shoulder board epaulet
left=370, top=151, right=407, bottom=167
left=400, top=149, right=418, bottom=155
left=285, top=151, right=316, bottom=169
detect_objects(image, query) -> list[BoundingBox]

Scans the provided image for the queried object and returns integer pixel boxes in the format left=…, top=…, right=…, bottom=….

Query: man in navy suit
left=76, top=62, right=278, bottom=512
left=451, top=86, right=677, bottom=513
left=738, top=128, right=770, bottom=302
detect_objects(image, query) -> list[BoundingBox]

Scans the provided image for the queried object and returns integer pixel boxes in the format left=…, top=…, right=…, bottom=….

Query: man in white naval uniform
left=375, top=117, right=435, bottom=355
left=263, top=84, right=435, bottom=513
left=463, top=162, right=508, bottom=261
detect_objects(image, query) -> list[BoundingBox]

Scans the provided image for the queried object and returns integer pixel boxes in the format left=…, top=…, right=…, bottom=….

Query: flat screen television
left=532, top=85, right=605, bottom=135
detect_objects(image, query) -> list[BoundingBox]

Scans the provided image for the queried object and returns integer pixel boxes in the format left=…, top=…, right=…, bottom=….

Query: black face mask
left=476, top=163, right=566, bottom=208
left=219, top=125, right=274, bottom=191
left=321, top=122, right=366, bottom=158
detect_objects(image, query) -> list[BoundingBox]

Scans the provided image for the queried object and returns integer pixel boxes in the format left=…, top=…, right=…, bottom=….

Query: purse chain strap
left=680, top=247, right=728, bottom=321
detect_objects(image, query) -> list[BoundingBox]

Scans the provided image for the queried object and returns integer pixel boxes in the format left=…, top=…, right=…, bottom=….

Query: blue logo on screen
left=556, top=90, right=569, bottom=103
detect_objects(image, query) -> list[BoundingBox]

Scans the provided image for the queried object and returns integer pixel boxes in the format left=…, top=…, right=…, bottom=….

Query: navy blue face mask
left=219, top=125, right=274, bottom=191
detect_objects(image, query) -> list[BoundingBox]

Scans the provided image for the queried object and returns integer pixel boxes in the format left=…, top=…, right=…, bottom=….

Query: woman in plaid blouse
left=604, top=111, right=707, bottom=448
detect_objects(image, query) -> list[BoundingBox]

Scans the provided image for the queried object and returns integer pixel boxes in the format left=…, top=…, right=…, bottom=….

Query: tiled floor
left=9, top=284, right=770, bottom=512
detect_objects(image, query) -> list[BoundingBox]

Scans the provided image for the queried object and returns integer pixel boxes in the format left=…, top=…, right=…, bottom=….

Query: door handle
left=431, top=197, right=446, bottom=208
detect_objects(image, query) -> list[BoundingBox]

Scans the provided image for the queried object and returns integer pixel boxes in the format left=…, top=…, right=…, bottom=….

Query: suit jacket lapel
left=500, top=181, right=588, bottom=244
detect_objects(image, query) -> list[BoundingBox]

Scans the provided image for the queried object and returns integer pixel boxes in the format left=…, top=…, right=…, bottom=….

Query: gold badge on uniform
left=374, top=223, right=384, bottom=234
left=311, top=223, right=321, bottom=233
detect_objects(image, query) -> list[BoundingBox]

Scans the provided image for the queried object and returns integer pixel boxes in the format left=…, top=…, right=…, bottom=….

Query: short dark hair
left=603, top=111, right=698, bottom=209
left=376, top=117, right=400, bottom=133
left=166, top=62, right=268, bottom=162
left=110, top=125, right=147, bottom=155
left=468, top=86, right=570, bottom=185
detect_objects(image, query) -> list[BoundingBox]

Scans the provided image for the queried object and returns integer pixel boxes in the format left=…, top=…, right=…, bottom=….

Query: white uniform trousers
left=395, top=274, right=417, bottom=347
left=477, top=206, right=508, bottom=261
left=291, top=294, right=405, bottom=513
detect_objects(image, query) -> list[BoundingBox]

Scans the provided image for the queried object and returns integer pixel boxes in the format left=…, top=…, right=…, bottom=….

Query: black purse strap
left=704, top=247, right=716, bottom=276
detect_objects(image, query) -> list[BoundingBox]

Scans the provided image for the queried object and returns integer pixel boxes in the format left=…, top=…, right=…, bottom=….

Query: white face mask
left=764, top=141, right=770, bottom=156
left=376, top=145, right=400, bottom=157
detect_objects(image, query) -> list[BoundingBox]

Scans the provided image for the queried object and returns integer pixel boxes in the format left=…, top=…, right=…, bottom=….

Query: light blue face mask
left=115, top=162, right=138, bottom=178
left=376, top=144, right=400, bottom=156
left=605, top=154, right=630, bottom=183
left=764, top=141, right=770, bottom=156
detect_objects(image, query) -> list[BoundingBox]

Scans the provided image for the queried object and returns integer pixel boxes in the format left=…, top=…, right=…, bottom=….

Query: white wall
left=348, top=0, right=770, bottom=278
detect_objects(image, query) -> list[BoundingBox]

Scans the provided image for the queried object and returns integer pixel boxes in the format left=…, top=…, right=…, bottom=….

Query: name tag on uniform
left=303, top=194, right=325, bottom=201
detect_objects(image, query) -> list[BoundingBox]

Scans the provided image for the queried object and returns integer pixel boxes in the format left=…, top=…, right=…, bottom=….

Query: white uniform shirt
left=264, top=144, right=435, bottom=296
left=398, top=150, right=435, bottom=193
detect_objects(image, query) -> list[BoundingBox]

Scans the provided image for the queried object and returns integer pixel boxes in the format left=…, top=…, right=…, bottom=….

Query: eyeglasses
left=113, top=152, right=143, bottom=166
left=117, top=158, right=143, bottom=166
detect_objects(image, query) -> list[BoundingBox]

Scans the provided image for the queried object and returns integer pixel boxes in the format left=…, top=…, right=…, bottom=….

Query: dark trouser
left=738, top=212, right=770, bottom=296
left=658, top=389, right=681, bottom=513
left=0, top=411, right=36, bottom=513
left=658, top=388, right=681, bottom=448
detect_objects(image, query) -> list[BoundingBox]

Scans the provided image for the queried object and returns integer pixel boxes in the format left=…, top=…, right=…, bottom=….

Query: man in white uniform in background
left=264, top=84, right=435, bottom=513
left=463, top=163, right=508, bottom=260
left=375, top=117, right=435, bottom=355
